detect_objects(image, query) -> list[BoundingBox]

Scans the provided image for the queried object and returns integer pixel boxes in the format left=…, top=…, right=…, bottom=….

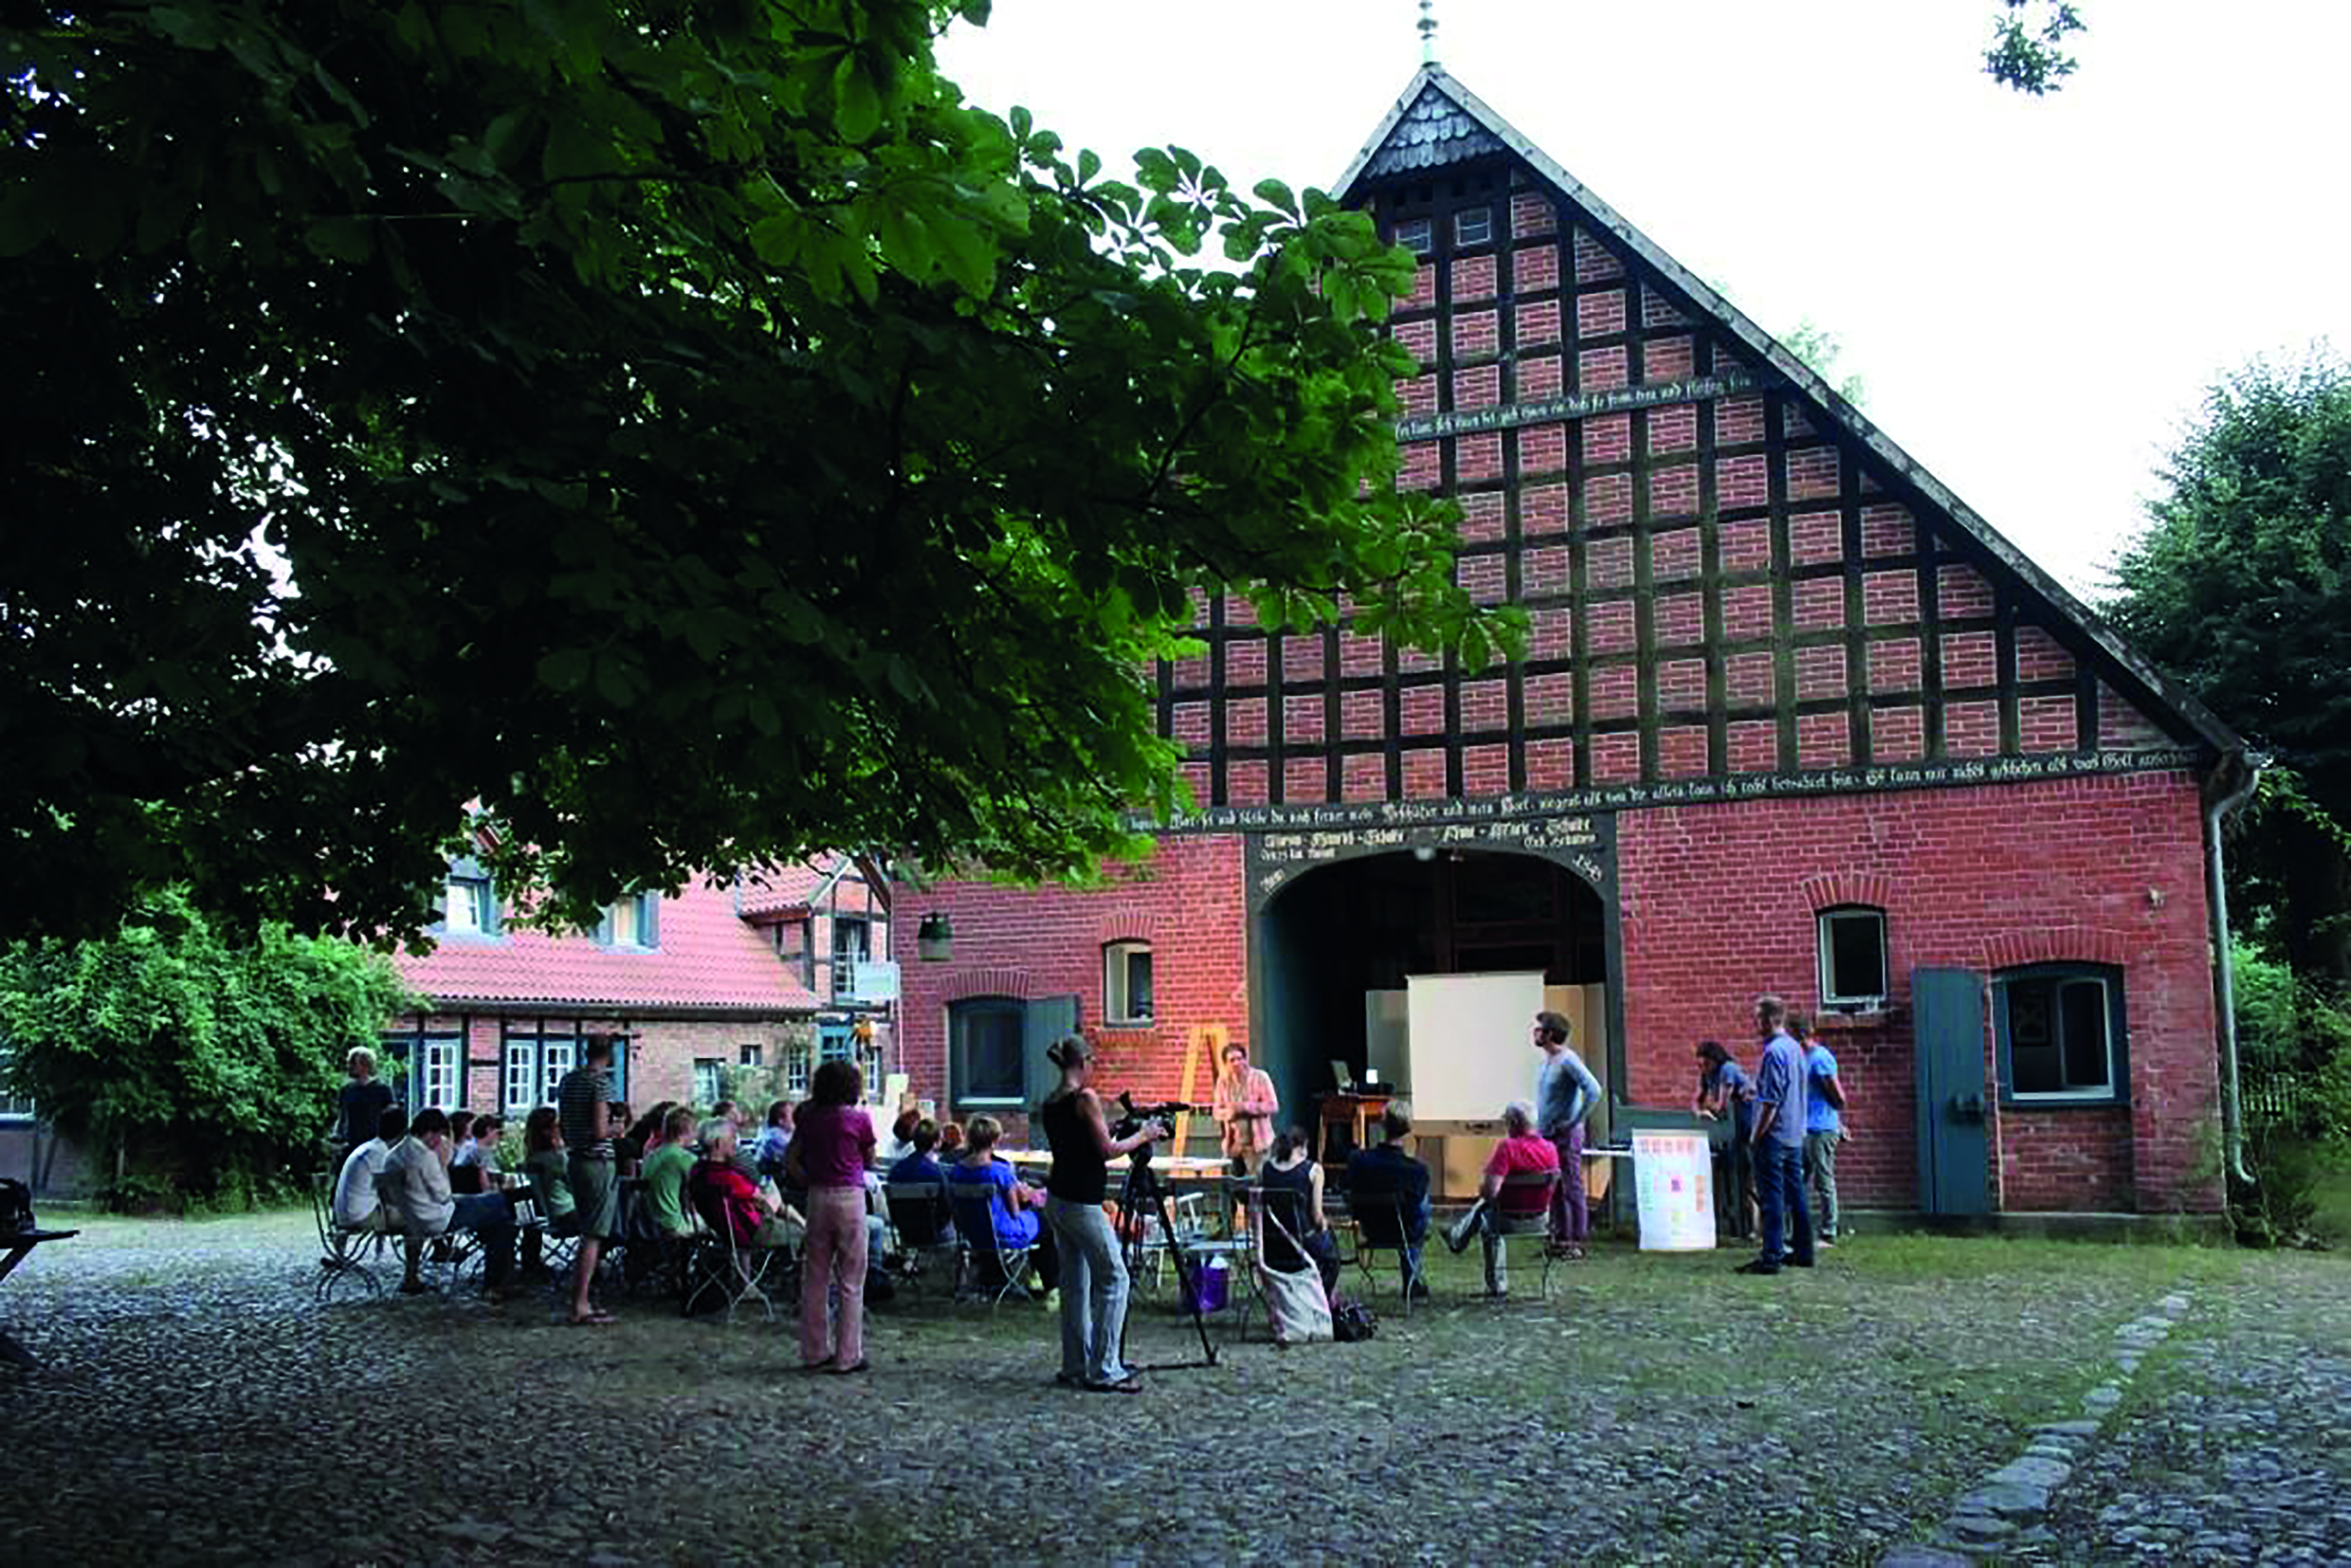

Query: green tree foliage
left=0, top=2, right=1512, bottom=946
left=0, top=891, right=415, bottom=1204
left=2107, top=352, right=2351, bottom=989
left=1985, top=1, right=2087, bottom=95
left=1782, top=319, right=1868, bottom=411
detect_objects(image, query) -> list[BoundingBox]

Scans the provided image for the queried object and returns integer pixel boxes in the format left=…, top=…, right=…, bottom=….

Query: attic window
left=1454, top=207, right=1492, bottom=246
left=1394, top=217, right=1432, bottom=256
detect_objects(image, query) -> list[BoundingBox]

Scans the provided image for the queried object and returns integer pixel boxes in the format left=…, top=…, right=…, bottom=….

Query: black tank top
left=1257, top=1158, right=1315, bottom=1271
left=1040, top=1092, right=1108, bottom=1205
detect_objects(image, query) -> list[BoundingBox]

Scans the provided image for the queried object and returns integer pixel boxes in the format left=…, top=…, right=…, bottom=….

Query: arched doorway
left=1249, top=847, right=1610, bottom=1158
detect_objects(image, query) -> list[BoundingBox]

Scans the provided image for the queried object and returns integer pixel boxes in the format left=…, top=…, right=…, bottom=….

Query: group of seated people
left=329, top=1083, right=1533, bottom=1312
left=884, top=1114, right=1058, bottom=1298
left=330, top=1092, right=903, bottom=1302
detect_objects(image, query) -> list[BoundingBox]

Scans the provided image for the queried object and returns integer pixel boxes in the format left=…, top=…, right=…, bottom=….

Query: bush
left=2231, top=1122, right=2330, bottom=1249
left=0, top=889, right=414, bottom=1206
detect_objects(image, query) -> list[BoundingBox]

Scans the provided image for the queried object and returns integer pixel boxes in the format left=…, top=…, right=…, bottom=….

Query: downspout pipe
left=2205, top=748, right=2266, bottom=1186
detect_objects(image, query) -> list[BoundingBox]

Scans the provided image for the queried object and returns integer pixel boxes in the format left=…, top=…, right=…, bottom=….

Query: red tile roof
left=734, top=859, right=837, bottom=919
left=396, top=875, right=822, bottom=1013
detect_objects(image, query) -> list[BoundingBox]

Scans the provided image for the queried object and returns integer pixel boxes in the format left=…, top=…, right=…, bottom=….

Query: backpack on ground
left=1331, top=1293, right=1377, bottom=1342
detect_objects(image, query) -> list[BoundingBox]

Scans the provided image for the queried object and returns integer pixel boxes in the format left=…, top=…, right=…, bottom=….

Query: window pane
left=738, top=1043, right=762, bottom=1067
left=961, top=1010, right=1024, bottom=1100
left=611, top=899, right=638, bottom=947
left=1825, top=912, right=1886, bottom=1002
left=2059, top=981, right=2111, bottom=1091
left=1396, top=217, right=1431, bottom=255
left=2006, top=980, right=2060, bottom=1094
left=447, top=881, right=482, bottom=933
left=1455, top=208, right=1491, bottom=246
left=1127, top=951, right=1154, bottom=1020
left=503, top=1043, right=535, bottom=1115
left=693, top=1059, right=723, bottom=1106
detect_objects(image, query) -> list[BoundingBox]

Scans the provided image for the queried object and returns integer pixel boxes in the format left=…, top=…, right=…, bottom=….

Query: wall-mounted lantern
left=916, top=911, right=955, bottom=963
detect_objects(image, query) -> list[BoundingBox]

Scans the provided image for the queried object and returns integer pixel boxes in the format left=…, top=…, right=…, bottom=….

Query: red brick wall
left=892, top=836, right=1248, bottom=1141
left=1616, top=769, right=2220, bottom=1213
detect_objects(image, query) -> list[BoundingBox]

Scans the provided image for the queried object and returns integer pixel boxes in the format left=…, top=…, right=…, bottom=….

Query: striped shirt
left=557, top=1064, right=613, bottom=1159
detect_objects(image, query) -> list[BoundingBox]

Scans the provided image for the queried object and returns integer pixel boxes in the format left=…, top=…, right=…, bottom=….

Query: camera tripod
left=1116, top=1145, right=1221, bottom=1371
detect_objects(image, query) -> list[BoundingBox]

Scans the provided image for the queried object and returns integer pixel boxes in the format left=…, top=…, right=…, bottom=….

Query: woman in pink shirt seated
left=786, top=1060, right=877, bottom=1374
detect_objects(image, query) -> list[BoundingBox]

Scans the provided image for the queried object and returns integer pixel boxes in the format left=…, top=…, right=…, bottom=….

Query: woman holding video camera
left=1039, top=1034, right=1167, bottom=1395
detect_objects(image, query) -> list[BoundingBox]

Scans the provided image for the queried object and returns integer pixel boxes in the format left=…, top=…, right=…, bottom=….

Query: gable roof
left=1337, top=66, right=2238, bottom=758
left=396, top=874, right=820, bottom=1014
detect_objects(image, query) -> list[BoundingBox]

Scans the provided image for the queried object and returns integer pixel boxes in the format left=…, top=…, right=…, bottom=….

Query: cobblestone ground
left=0, top=1212, right=2341, bottom=1566
left=2034, top=1252, right=2351, bottom=1565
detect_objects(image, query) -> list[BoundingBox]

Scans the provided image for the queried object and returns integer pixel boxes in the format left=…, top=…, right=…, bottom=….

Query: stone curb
left=1878, top=1288, right=2192, bottom=1565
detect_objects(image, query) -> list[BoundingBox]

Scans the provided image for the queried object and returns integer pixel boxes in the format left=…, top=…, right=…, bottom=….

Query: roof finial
left=1417, top=0, right=1439, bottom=66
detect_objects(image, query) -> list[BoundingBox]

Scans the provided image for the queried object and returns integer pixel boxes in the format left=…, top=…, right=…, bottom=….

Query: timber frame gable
left=1148, top=68, right=2237, bottom=827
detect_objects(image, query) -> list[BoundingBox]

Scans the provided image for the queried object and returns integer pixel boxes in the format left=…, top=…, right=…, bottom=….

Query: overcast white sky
left=939, top=1, right=2349, bottom=598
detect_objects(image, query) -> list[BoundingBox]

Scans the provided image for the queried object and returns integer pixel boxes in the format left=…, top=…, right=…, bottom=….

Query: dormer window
left=600, top=890, right=662, bottom=951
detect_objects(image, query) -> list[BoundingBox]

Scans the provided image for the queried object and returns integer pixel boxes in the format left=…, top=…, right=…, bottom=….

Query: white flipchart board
left=1633, top=1131, right=1717, bottom=1250
left=1403, top=971, right=1548, bottom=1123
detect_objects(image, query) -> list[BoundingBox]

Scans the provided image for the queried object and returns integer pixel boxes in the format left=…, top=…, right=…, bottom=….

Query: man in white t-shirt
left=378, top=1108, right=519, bottom=1295
left=332, top=1104, right=408, bottom=1231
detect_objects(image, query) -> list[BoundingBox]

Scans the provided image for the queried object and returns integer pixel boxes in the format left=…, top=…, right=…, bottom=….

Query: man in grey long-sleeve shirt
left=1533, top=1010, right=1601, bottom=1257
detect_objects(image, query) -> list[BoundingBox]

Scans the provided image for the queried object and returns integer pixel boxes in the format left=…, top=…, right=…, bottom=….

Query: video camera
left=1110, top=1092, right=1197, bottom=1164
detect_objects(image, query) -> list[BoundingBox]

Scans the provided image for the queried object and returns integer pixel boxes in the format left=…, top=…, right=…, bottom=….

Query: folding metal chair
left=1483, top=1168, right=1562, bottom=1302
left=884, top=1180, right=957, bottom=1299
left=945, top=1180, right=1036, bottom=1308
left=682, top=1216, right=781, bottom=1323
left=311, top=1171, right=385, bottom=1302
left=1347, top=1186, right=1429, bottom=1315
left=374, top=1170, right=480, bottom=1293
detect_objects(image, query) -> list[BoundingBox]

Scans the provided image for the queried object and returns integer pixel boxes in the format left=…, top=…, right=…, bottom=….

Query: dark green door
left=1021, top=994, right=1079, bottom=1116
left=1913, top=967, right=1990, bottom=1216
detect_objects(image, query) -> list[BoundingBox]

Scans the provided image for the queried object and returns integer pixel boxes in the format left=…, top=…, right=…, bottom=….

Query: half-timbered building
left=891, top=65, right=2246, bottom=1222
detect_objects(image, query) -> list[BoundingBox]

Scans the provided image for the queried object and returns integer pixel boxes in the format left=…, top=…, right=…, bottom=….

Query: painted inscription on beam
left=1394, top=370, right=1761, bottom=442
left=1148, top=746, right=2205, bottom=835
left=1248, top=814, right=1614, bottom=903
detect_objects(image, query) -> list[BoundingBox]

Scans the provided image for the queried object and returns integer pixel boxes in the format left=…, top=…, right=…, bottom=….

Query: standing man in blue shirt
left=1533, top=1011, right=1602, bottom=1260
left=1738, top=995, right=1814, bottom=1275
left=1794, top=1012, right=1847, bottom=1246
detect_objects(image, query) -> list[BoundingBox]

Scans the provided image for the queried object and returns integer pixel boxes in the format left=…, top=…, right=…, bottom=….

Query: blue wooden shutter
left=1022, top=994, right=1080, bottom=1115
left=637, top=891, right=659, bottom=949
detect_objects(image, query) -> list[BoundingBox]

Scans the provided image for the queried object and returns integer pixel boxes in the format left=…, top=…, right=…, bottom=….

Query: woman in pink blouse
left=786, top=1059, right=876, bottom=1373
left=1212, top=1043, right=1280, bottom=1176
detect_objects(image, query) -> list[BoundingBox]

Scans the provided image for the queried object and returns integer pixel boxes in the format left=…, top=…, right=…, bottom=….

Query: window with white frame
left=1394, top=215, right=1432, bottom=255
left=781, top=1039, right=813, bottom=1097
left=502, top=1040, right=537, bottom=1117
left=383, top=1028, right=464, bottom=1113
left=738, top=1042, right=762, bottom=1068
left=420, top=1037, right=460, bottom=1111
left=1997, top=966, right=2127, bottom=1103
left=1103, top=940, right=1154, bottom=1026
left=600, top=890, right=661, bottom=950
left=693, top=1058, right=724, bottom=1107
left=831, top=917, right=871, bottom=1000
left=1815, top=907, right=1887, bottom=1010
left=1453, top=206, right=1492, bottom=246
left=445, top=875, right=494, bottom=935
left=498, top=1026, right=578, bottom=1115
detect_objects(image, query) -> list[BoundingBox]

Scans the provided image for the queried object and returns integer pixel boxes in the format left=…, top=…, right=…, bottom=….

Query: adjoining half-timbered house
left=892, top=65, right=2248, bottom=1222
